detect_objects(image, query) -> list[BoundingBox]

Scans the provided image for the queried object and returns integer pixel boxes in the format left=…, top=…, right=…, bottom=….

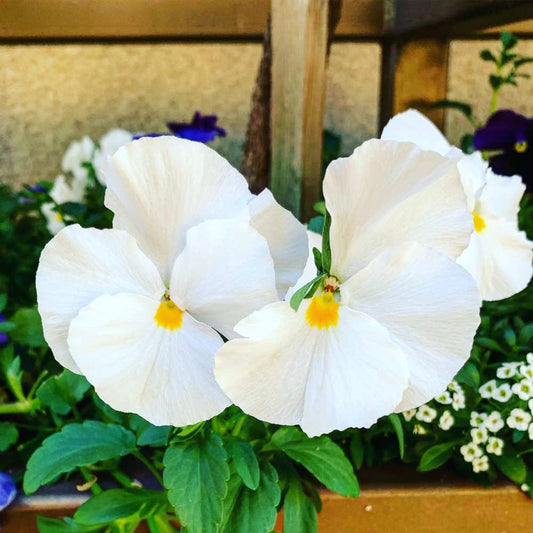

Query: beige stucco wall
left=1, top=39, right=532, bottom=187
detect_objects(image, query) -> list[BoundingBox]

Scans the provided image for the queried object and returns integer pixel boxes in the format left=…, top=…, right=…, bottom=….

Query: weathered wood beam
left=379, top=39, right=449, bottom=133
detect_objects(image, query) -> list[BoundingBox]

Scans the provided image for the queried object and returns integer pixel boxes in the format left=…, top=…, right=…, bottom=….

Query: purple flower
left=28, top=184, right=48, bottom=193
left=0, top=472, right=16, bottom=511
left=0, top=313, right=8, bottom=346
left=473, top=110, right=532, bottom=190
left=135, top=112, right=226, bottom=144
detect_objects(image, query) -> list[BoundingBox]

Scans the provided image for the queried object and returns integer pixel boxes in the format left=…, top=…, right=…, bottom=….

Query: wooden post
left=379, top=38, right=449, bottom=132
left=270, top=0, right=329, bottom=220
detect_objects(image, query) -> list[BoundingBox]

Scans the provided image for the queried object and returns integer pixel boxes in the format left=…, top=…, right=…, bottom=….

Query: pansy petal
left=215, top=301, right=409, bottom=437
left=286, top=231, right=322, bottom=301
left=479, top=170, right=525, bottom=222
left=324, top=139, right=471, bottom=280
left=381, top=109, right=451, bottom=155
left=248, top=189, right=308, bottom=298
left=105, top=136, right=252, bottom=283
left=68, top=293, right=230, bottom=426
left=169, top=217, right=278, bottom=339
left=36, top=225, right=165, bottom=373
left=341, top=242, right=480, bottom=411
left=457, top=217, right=533, bottom=301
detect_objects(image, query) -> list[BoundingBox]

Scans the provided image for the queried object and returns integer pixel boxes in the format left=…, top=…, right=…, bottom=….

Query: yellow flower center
left=55, top=212, right=63, bottom=222
left=472, top=211, right=486, bottom=233
left=305, top=292, right=340, bottom=330
left=514, top=140, right=527, bottom=153
left=154, top=299, right=183, bottom=330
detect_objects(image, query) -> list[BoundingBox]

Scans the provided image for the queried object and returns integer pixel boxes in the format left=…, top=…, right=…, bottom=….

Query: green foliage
left=417, top=442, right=457, bottom=472
left=491, top=445, right=527, bottom=484
left=282, top=477, right=318, bottom=533
left=163, top=431, right=229, bottom=533
left=225, top=438, right=260, bottom=490
left=0, top=421, right=19, bottom=451
left=36, top=370, right=90, bottom=415
left=289, top=274, right=327, bottom=312
left=24, top=421, right=137, bottom=494
left=10, top=307, right=46, bottom=347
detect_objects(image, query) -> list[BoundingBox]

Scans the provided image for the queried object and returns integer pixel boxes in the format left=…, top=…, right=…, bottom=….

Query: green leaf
left=137, top=424, right=171, bottom=447
left=492, top=444, right=527, bottom=483
left=163, top=431, right=229, bottom=533
left=432, top=99, right=472, bottom=118
left=514, top=57, right=533, bottom=68
left=312, top=247, right=323, bottom=274
left=283, top=478, right=317, bottom=533
left=0, top=294, right=7, bottom=312
left=460, top=133, right=474, bottom=154
left=475, top=337, right=506, bottom=352
left=60, top=201, right=86, bottom=218
left=220, top=463, right=280, bottom=533
left=10, top=307, right=46, bottom=347
left=501, top=31, right=518, bottom=50
left=312, top=201, right=326, bottom=216
left=349, top=431, right=364, bottom=470
left=271, top=427, right=359, bottom=497
left=388, top=414, right=404, bottom=459
left=0, top=421, right=19, bottom=451
left=417, top=442, right=456, bottom=472
left=37, top=517, right=102, bottom=532
left=289, top=275, right=326, bottom=312
left=36, top=370, right=90, bottom=415
left=321, top=210, right=332, bottom=273
left=518, top=324, right=533, bottom=346
left=147, top=514, right=178, bottom=533
left=489, top=74, right=503, bottom=91
left=24, top=421, right=137, bottom=494
left=480, top=49, right=497, bottom=63
left=503, top=328, right=516, bottom=347
left=225, top=438, right=260, bottom=490
left=74, top=489, right=168, bottom=525
left=307, top=215, right=324, bottom=235
left=455, top=361, right=480, bottom=389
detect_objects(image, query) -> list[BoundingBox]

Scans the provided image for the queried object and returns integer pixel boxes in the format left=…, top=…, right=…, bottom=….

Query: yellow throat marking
left=154, top=299, right=184, bottom=330
left=305, top=292, right=340, bottom=330
left=515, top=140, right=527, bottom=153
left=472, top=211, right=486, bottom=233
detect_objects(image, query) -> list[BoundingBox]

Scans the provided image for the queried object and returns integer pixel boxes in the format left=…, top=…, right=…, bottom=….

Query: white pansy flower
left=479, top=379, right=498, bottom=399
left=416, top=405, right=438, bottom=423
left=452, top=391, right=466, bottom=411
left=94, top=128, right=133, bottom=186
left=435, top=391, right=453, bottom=405
left=461, top=442, right=483, bottom=462
left=413, top=424, right=427, bottom=435
left=382, top=109, right=532, bottom=301
left=62, top=135, right=96, bottom=182
left=470, top=411, right=487, bottom=427
left=215, top=139, right=480, bottom=436
left=506, top=408, right=532, bottom=431
left=496, top=362, right=521, bottom=379
left=485, top=411, right=504, bottom=433
left=472, top=455, right=489, bottom=473
left=520, top=364, right=533, bottom=381
left=493, top=383, right=513, bottom=403
left=37, top=137, right=308, bottom=427
left=512, top=379, right=533, bottom=401
left=528, top=423, right=533, bottom=440
left=41, top=174, right=86, bottom=235
left=402, top=409, right=417, bottom=422
left=486, top=436, right=504, bottom=455
left=439, top=410, right=454, bottom=431
left=471, top=426, right=489, bottom=444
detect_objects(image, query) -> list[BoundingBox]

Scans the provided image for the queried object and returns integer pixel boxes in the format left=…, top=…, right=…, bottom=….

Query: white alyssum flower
left=215, top=139, right=481, bottom=436
left=470, top=411, right=487, bottom=427
left=512, top=379, right=533, bottom=401
left=452, top=391, right=466, bottom=411
left=448, top=380, right=462, bottom=393
left=41, top=174, right=86, bottom=235
left=382, top=109, right=533, bottom=301
left=439, top=410, right=454, bottom=431
left=472, top=455, right=490, bottom=473
left=479, top=379, right=498, bottom=399
left=496, top=362, right=521, bottom=379
left=485, top=411, right=504, bottom=433
left=486, top=436, right=504, bottom=456
left=416, top=405, right=438, bottom=423
left=93, top=128, right=133, bottom=185
left=37, top=137, right=308, bottom=427
left=492, top=383, right=513, bottom=403
left=527, top=353, right=533, bottom=365
left=62, top=135, right=96, bottom=182
left=402, top=409, right=417, bottom=422
left=529, top=399, right=533, bottom=413
left=519, top=364, right=533, bottom=381
left=413, top=424, right=427, bottom=435
left=506, top=408, right=532, bottom=431
left=461, top=442, right=483, bottom=463
left=471, top=426, right=489, bottom=444
left=528, top=423, right=533, bottom=440
left=435, top=391, right=453, bottom=404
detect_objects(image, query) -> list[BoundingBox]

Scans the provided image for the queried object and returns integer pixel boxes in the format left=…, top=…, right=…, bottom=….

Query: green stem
left=27, top=370, right=48, bottom=400
left=231, top=415, right=246, bottom=437
left=0, top=400, right=35, bottom=415
left=111, top=469, right=135, bottom=488
left=490, top=88, right=500, bottom=114
left=79, top=467, right=102, bottom=495
left=133, top=450, right=164, bottom=488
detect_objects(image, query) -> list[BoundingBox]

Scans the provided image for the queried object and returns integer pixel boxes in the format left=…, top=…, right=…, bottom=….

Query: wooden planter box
left=3, top=467, right=532, bottom=532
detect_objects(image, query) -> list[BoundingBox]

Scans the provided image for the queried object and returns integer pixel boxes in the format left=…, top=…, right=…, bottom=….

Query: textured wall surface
left=1, top=39, right=532, bottom=186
